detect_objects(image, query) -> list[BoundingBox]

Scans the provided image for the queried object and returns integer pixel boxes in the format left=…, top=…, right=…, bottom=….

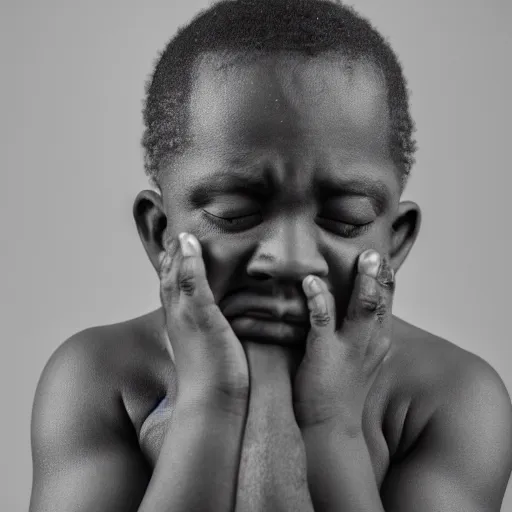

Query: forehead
left=190, top=52, right=388, bottom=144
left=172, top=51, right=398, bottom=194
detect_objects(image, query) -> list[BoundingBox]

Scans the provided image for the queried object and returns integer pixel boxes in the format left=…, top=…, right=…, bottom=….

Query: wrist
left=301, top=416, right=365, bottom=451
left=301, top=420, right=381, bottom=512
left=299, top=411, right=363, bottom=440
left=175, top=385, right=249, bottom=419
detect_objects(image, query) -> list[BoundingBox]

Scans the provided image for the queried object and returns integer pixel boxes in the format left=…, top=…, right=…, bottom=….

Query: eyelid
left=202, top=209, right=259, bottom=220
left=318, top=208, right=376, bottom=225
left=315, top=217, right=373, bottom=238
left=316, top=215, right=373, bottom=227
left=202, top=209, right=262, bottom=232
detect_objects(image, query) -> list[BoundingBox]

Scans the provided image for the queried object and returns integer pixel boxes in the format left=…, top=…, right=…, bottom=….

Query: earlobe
left=133, top=190, right=168, bottom=274
left=389, top=201, right=421, bottom=272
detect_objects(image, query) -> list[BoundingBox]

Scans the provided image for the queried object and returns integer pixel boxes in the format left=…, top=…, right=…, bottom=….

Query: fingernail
left=305, top=275, right=322, bottom=294
left=179, top=233, right=200, bottom=256
left=358, top=250, right=381, bottom=278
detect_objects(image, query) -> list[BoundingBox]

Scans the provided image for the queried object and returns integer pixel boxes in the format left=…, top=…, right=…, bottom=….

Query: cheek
left=162, top=204, right=193, bottom=245
left=199, top=235, right=255, bottom=303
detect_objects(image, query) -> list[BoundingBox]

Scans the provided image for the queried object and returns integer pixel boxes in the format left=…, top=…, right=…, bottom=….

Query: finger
left=177, top=233, right=214, bottom=302
left=177, top=233, right=232, bottom=335
left=302, top=275, right=337, bottom=359
left=367, top=255, right=394, bottom=361
left=342, top=250, right=394, bottom=353
left=159, top=238, right=180, bottom=306
left=158, top=238, right=177, bottom=271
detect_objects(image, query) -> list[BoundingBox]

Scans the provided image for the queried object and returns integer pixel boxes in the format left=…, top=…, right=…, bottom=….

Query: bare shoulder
left=381, top=316, right=512, bottom=510
left=30, top=309, right=172, bottom=511
left=32, top=308, right=171, bottom=451
left=36, top=309, right=166, bottom=392
left=390, top=316, right=511, bottom=404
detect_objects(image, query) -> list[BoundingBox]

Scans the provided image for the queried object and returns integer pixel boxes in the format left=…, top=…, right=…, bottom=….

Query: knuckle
left=359, top=295, right=379, bottom=312
left=178, top=267, right=196, bottom=296
left=377, top=260, right=395, bottom=290
left=356, top=275, right=380, bottom=313
left=358, top=284, right=388, bottom=319
left=311, top=310, right=331, bottom=327
left=375, top=301, right=388, bottom=322
left=310, top=293, right=332, bottom=327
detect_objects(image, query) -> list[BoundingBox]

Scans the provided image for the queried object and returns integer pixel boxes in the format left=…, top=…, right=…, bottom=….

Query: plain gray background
left=1, top=0, right=511, bottom=510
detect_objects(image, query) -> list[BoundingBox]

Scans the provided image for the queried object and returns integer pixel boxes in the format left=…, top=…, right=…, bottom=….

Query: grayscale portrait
left=1, top=1, right=511, bottom=511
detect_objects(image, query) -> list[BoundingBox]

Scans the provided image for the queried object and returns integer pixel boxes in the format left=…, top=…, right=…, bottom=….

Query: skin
left=30, top=52, right=512, bottom=511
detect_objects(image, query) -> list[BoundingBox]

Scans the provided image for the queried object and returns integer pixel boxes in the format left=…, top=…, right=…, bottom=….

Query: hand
left=159, top=232, right=249, bottom=414
left=293, top=250, right=394, bottom=434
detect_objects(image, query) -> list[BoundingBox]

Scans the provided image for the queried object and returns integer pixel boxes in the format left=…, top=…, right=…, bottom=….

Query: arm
left=302, top=356, right=512, bottom=512
left=30, top=332, right=247, bottom=512
left=380, top=357, right=512, bottom=512
left=140, top=398, right=246, bottom=512
left=235, top=342, right=314, bottom=512
left=302, top=424, right=384, bottom=512
left=293, top=251, right=512, bottom=511
left=293, top=251, right=394, bottom=512
left=29, top=333, right=150, bottom=512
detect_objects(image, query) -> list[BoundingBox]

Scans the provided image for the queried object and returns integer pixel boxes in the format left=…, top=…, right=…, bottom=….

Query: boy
left=29, top=1, right=512, bottom=511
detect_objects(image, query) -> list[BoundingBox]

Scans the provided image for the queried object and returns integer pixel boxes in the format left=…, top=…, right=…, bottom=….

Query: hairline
left=154, top=48, right=396, bottom=190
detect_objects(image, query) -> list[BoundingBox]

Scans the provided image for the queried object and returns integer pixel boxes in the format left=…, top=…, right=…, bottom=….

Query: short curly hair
left=142, top=0, right=417, bottom=190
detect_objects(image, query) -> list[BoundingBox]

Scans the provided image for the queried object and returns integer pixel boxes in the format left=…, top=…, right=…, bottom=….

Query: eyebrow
left=314, top=176, right=391, bottom=211
left=188, top=164, right=391, bottom=210
left=189, top=167, right=273, bottom=205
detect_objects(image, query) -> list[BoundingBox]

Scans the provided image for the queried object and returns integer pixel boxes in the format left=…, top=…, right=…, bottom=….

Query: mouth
left=221, top=292, right=310, bottom=345
left=229, top=315, right=309, bottom=346
left=221, top=292, right=309, bottom=323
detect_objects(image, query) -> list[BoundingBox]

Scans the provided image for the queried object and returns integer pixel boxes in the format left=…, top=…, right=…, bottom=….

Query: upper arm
left=30, top=332, right=151, bottom=512
left=381, top=356, right=512, bottom=512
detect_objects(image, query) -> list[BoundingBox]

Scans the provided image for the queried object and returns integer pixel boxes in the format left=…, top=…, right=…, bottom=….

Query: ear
left=389, top=200, right=421, bottom=272
left=133, top=190, right=167, bottom=276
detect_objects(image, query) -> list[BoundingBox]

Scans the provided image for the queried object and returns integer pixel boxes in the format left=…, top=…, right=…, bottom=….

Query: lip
left=229, top=315, right=309, bottom=346
left=220, top=292, right=310, bottom=326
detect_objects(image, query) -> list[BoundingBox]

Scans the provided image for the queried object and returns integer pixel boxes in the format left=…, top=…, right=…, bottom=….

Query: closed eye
left=202, top=209, right=262, bottom=231
left=316, top=216, right=372, bottom=238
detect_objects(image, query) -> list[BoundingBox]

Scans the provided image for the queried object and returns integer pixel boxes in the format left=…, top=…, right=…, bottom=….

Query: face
left=136, top=52, right=420, bottom=347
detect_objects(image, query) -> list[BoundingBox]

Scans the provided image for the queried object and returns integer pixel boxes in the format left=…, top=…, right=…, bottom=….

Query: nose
left=246, top=218, right=328, bottom=282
